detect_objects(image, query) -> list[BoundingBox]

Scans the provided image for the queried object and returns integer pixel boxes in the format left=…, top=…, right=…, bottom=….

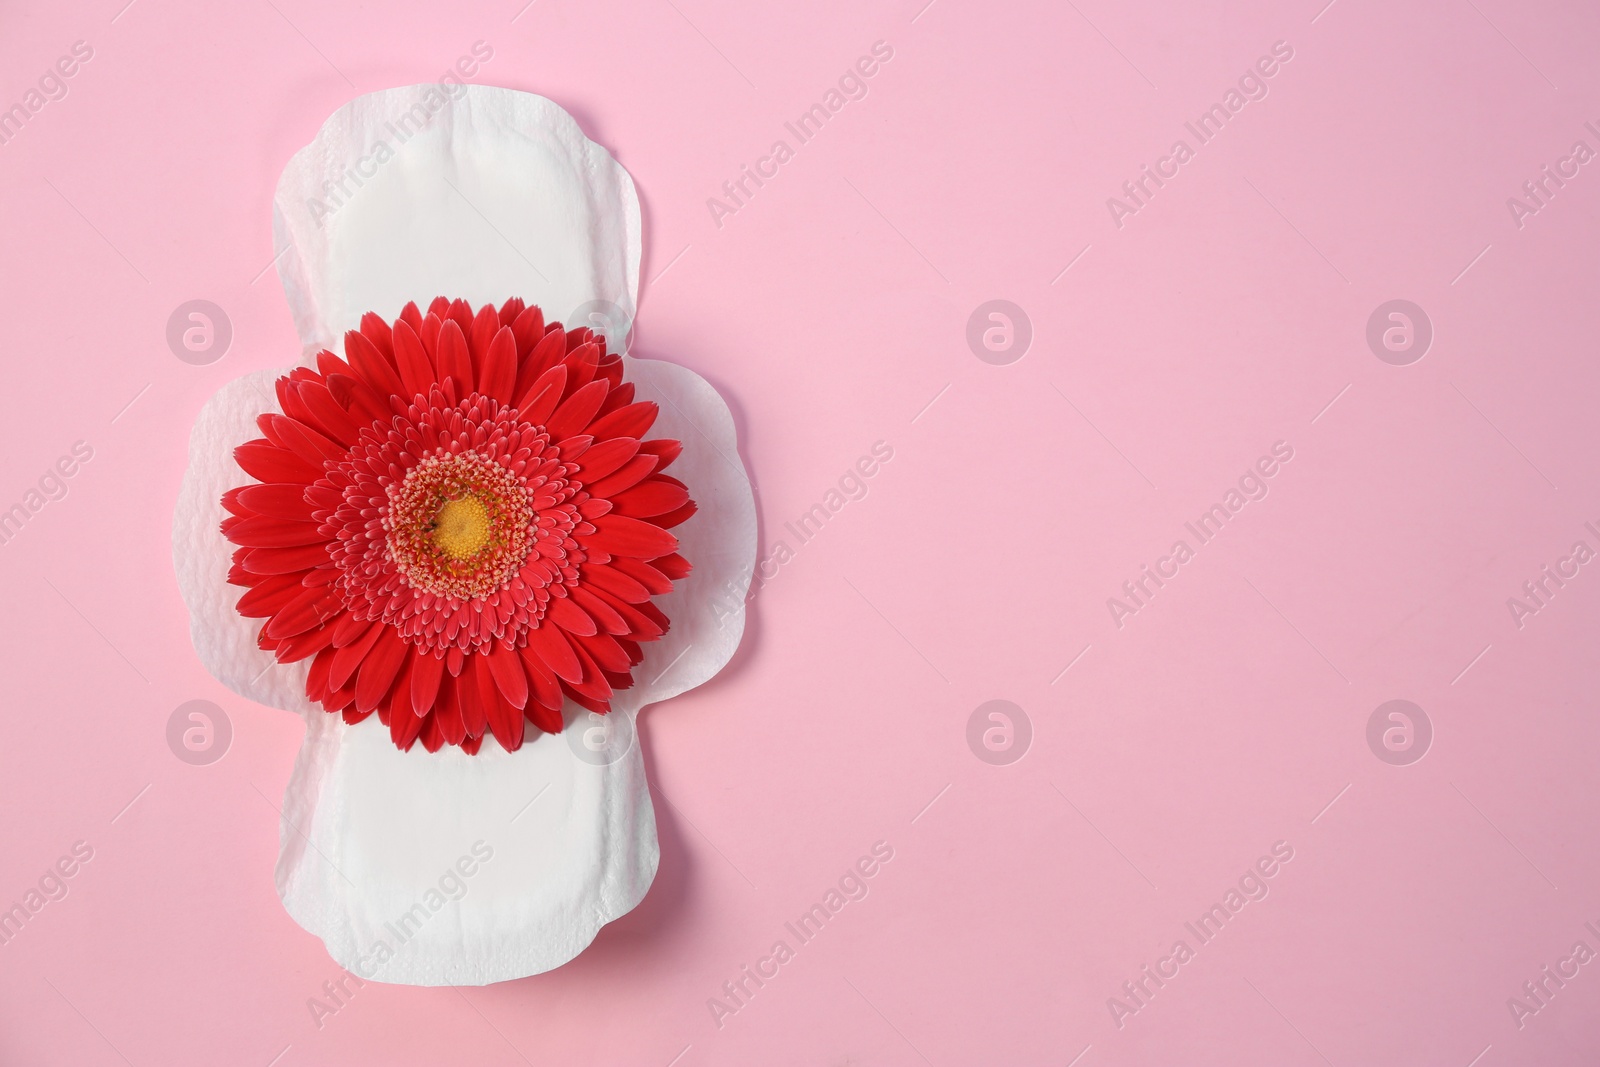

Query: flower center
left=385, top=449, right=536, bottom=600
left=431, top=495, right=491, bottom=559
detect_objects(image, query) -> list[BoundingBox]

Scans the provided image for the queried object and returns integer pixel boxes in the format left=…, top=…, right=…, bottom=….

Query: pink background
left=2, top=0, right=1599, bottom=1063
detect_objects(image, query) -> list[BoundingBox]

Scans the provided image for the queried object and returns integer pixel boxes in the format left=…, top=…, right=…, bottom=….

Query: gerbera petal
left=561, top=688, right=610, bottom=715
left=608, top=555, right=674, bottom=595
left=469, top=302, right=500, bottom=362
left=546, top=593, right=598, bottom=637
left=596, top=380, right=634, bottom=416
left=221, top=486, right=252, bottom=517
left=478, top=325, right=517, bottom=404
left=356, top=629, right=409, bottom=713
left=437, top=319, right=474, bottom=394
left=306, top=646, right=336, bottom=702
left=268, top=415, right=344, bottom=467
left=584, top=585, right=665, bottom=639
left=265, top=586, right=340, bottom=638
left=277, top=620, right=339, bottom=662
left=587, top=400, right=658, bottom=441
left=567, top=638, right=612, bottom=695
left=330, top=617, right=385, bottom=691
left=525, top=702, right=564, bottom=736
left=568, top=585, right=629, bottom=635
left=388, top=652, right=414, bottom=728
left=242, top=543, right=332, bottom=574
left=389, top=691, right=427, bottom=750
left=419, top=312, right=442, bottom=359
left=555, top=433, right=594, bottom=461
left=235, top=572, right=305, bottom=617
left=651, top=552, right=692, bottom=580
left=398, top=300, right=423, bottom=334
left=433, top=681, right=468, bottom=745
left=295, top=380, right=360, bottom=445
left=456, top=659, right=488, bottom=737
left=573, top=630, right=631, bottom=673
left=574, top=437, right=639, bottom=482
left=326, top=372, right=387, bottom=422
left=611, top=479, right=690, bottom=518
left=525, top=324, right=566, bottom=380
left=345, top=329, right=406, bottom=399
left=524, top=621, right=582, bottom=683
left=410, top=647, right=445, bottom=716
left=562, top=342, right=602, bottom=391
left=359, top=311, right=395, bottom=360
left=652, top=500, right=699, bottom=529
left=580, top=562, right=652, bottom=603
left=617, top=636, right=644, bottom=667
left=392, top=318, right=436, bottom=400
left=235, top=440, right=320, bottom=484
left=277, top=380, right=322, bottom=435
left=509, top=304, right=545, bottom=367
left=435, top=675, right=465, bottom=735
left=585, top=514, right=677, bottom=558
left=562, top=639, right=613, bottom=703
left=315, top=349, right=351, bottom=378
left=487, top=643, right=529, bottom=709
left=634, top=600, right=671, bottom=635
left=545, top=378, right=610, bottom=441
left=498, top=296, right=526, bottom=327
left=301, top=566, right=338, bottom=587
left=518, top=644, right=564, bottom=715
left=226, top=516, right=326, bottom=548
left=513, top=364, right=567, bottom=419
left=331, top=613, right=374, bottom=648
left=587, top=454, right=659, bottom=498
left=638, top=437, right=684, bottom=470
left=235, top=483, right=315, bottom=520
left=417, top=711, right=446, bottom=753
left=475, top=652, right=524, bottom=751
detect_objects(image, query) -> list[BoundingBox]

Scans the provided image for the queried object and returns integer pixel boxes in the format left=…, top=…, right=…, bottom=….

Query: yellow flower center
left=430, top=496, right=491, bottom=559
left=388, top=449, right=534, bottom=600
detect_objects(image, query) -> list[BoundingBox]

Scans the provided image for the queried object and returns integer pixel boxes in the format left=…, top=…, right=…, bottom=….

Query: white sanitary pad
left=172, top=85, right=755, bottom=985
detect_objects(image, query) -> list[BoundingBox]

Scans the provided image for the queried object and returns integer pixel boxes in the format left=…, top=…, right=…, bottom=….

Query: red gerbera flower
left=220, top=297, right=694, bottom=754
